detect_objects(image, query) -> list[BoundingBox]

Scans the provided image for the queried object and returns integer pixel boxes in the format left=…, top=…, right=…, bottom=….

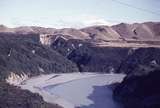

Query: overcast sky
left=0, top=0, right=160, bottom=28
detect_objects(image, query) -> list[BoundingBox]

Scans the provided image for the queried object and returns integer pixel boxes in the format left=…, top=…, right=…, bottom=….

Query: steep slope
left=51, top=36, right=160, bottom=73
left=113, top=66, right=160, bottom=108
left=144, top=22, right=160, bottom=38
left=81, top=26, right=121, bottom=41
left=0, top=82, right=62, bottom=108
left=0, top=25, right=14, bottom=33
left=117, top=47, right=160, bottom=74
left=54, top=28, right=90, bottom=40
left=112, top=23, right=137, bottom=40
left=112, top=22, right=160, bottom=40
left=0, top=33, right=78, bottom=81
left=67, top=45, right=129, bottom=72
left=14, top=26, right=56, bottom=34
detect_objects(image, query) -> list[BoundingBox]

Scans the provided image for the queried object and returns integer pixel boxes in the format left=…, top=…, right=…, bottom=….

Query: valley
left=0, top=22, right=160, bottom=108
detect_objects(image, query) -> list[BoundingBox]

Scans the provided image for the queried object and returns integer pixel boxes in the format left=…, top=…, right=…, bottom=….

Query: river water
left=44, top=74, right=124, bottom=108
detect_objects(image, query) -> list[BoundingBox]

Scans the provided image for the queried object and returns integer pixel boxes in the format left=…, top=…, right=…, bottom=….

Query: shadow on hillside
left=78, top=84, right=122, bottom=108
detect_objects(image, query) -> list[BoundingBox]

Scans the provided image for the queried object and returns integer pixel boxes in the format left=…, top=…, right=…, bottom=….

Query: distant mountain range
left=0, top=22, right=160, bottom=42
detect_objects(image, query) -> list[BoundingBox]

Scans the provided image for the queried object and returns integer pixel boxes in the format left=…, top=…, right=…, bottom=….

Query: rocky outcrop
left=67, top=45, right=129, bottom=72
left=113, top=65, right=160, bottom=108
left=0, top=82, right=62, bottom=108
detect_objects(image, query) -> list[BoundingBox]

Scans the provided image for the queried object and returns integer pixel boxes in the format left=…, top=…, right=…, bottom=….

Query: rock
left=113, top=66, right=160, bottom=108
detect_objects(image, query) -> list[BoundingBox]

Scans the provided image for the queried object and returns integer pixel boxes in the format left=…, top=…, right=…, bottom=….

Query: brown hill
left=112, top=22, right=160, bottom=41
left=1, top=22, right=160, bottom=41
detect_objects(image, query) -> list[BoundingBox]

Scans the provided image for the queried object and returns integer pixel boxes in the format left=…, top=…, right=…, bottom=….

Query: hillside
left=0, top=82, right=62, bottom=108
left=0, top=33, right=78, bottom=81
left=0, top=32, right=80, bottom=108
left=113, top=65, right=160, bottom=108
left=1, top=22, right=160, bottom=41
left=1, top=22, right=160, bottom=73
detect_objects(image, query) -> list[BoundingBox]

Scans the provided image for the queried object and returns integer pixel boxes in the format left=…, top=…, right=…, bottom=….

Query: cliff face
left=48, top=35, right=128, bottom=72
left=117, top=47, right=160, bottom=74
left=113, top=66, right=160, bottom=108
left=51, top=37, right=160, bottom=73
left=67, top=47, right=160, bottom=73
left=67, top=45, right=130, bottom=72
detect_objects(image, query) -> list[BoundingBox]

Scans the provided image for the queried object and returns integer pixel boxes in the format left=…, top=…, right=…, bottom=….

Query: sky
left=0, top=0, right=160, bottom=28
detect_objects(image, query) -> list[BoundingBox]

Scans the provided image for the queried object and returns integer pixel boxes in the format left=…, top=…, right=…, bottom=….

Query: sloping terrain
left=0, top=82, right=62, bottom=108
left=0, top=25, right=56, bottom=34
left=112, top=22, right=160, bottom=41
left=1, top=22, right=160, bottom=41
left=1, top=22, right=160, bottom=74
left=81, top=25, right=121, bottom=41
left=117, top=47, right=160, bottom=74
left=113, top=65, right=160, bottom=108
left=0, top=33, right=78, bottom=81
